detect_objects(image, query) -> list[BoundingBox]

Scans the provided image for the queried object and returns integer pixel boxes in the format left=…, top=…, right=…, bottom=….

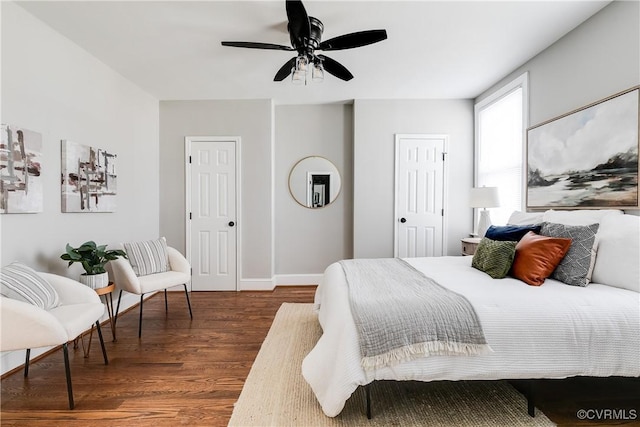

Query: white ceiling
left=17, top=0, right=610, bottom=104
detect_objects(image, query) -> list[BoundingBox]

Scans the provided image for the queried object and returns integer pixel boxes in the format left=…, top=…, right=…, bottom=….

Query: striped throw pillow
left=0, top=262, right=60, bottom=310
left=123, top=237, right=170, bottom=277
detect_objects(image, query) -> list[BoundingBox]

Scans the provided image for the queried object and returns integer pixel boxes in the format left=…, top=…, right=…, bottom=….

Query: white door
left=394, top=134, right=447, bottom=258
left=186, top=137, right=239, bottom=291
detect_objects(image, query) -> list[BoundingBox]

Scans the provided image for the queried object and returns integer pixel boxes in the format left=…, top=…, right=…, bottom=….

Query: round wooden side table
left=80, top=282, right=117, bottom=358
left=95, top=282, right=117, bottom=342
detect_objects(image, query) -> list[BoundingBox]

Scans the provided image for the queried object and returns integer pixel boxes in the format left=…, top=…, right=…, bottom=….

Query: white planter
left=79, top=272, right=109, bottom=290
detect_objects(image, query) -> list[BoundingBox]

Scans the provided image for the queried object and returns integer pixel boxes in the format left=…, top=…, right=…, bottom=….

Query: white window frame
left=474, top=72, right=529, bottom=226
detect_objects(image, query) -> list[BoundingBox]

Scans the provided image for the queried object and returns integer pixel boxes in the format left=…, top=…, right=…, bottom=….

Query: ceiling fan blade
left=274, top=57, right=297, bottom=81
left=317, top=55, right=353, bottom=81
left=221, top=41, right=294, bottom=51
left=319, top=29, right=388, bottom=51
left=286, top=0, right=310, bottom=48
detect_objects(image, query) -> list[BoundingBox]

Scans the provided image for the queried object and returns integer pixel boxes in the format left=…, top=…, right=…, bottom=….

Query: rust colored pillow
left=511, top=231, right=572, bottom=286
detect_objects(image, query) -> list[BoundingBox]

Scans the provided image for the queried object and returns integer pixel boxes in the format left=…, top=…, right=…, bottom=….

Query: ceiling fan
left=221, top=0, right=387, bottom=83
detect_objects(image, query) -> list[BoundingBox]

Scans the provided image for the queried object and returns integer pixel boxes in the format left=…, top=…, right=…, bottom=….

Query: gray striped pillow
left=123, top=237, right=170, bottom=277
left=0, top=262, right=60, bottom=310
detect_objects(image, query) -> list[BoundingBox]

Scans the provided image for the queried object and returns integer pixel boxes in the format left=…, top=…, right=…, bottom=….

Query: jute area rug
left=228, top=303, right=555, bottom=427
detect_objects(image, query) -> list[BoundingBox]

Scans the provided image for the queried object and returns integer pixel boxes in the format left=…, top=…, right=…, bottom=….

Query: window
left=474, top=72, right=528, bottom=227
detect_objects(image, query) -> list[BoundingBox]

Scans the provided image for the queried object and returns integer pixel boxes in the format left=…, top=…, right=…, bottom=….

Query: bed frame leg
left=527, top=380, right=536, bottom=417
left=365, top=383, right=372, bottom=419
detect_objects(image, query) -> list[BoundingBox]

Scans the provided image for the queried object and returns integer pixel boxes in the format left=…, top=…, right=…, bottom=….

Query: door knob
left=400, top=218, right=407, bottom=223
left=228, top=221, right=235, bottom=227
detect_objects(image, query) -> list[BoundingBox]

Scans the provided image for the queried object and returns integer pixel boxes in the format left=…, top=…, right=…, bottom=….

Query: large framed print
left=526, top=86, right=639, bottom=209
left=1, top=124, right=44, bottom=214
left=61, top=140, right=117, bottom=212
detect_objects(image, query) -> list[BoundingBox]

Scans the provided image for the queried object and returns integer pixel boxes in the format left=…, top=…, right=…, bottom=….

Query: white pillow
left=507, top=211, right=544, bottom=225
left=542, top=209, right=623, bottom=226
left=591, top=214, right=639, bottom=292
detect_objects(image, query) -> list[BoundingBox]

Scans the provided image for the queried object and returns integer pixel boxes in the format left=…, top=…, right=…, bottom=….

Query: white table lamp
left=470, top=187, right=500, bottom=237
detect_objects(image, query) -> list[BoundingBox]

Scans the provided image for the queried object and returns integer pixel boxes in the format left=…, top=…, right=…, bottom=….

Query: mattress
left=301, top=256, right=640, bottom=417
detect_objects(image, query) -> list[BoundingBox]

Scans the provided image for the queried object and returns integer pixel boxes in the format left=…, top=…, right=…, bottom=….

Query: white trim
left=270, top=100, right=276, bottom=287
left=393, top=134, right=449, bottom=257
left=237, top=139, right=243, bottom=292
left=275, top=274, right=322, bottom=286
left=474, top=72, right=529, bottom=217
left=185, top=139, right=190, bottom=288
left=239, top=278, right=275, bottom=291
left=442, top=136, right=450, bottom=255
left=185, top=136, right=241, bottom=291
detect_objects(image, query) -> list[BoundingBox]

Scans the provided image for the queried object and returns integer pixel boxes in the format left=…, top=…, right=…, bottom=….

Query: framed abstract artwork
left=526, top=86, right=639, bottom=209
left=0, top=124, right=44, bottom=214
left=61, top=140, right=117, bottom=212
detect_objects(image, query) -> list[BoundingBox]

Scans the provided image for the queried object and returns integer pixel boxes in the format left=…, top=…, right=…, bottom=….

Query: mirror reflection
left=289, top=156, right=342, bottom=208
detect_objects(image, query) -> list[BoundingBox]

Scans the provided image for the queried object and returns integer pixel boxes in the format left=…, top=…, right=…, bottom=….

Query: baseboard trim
left=274, top=274, right=322, bottom=286
left=239, top=278, right=275, bottom=291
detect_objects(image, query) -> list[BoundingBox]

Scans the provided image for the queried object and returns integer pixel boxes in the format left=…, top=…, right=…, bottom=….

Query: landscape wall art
left=61, top=140, right=117, bottom=212
left=527, top=86, right=639, bottom=209
left=0, top=124, right=43, bottom=214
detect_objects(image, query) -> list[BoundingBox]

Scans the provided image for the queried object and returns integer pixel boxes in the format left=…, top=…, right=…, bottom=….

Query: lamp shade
left=469, top=186, right=500, bottom=208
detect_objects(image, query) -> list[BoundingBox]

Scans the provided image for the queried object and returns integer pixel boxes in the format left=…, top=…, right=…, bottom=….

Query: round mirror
left=288, top=156, right=342, bottom=208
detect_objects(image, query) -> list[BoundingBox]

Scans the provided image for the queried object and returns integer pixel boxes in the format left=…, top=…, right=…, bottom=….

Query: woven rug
left=228, top=303, right=555, bottom=426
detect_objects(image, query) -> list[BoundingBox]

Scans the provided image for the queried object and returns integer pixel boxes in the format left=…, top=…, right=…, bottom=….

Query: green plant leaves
left=60, top=241, right=127, bottom=275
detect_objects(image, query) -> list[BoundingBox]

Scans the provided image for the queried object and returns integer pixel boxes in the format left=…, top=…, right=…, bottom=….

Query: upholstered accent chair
left=0, top=264, right=109, bottom=409
left=108, top=239, right=193, bottom=338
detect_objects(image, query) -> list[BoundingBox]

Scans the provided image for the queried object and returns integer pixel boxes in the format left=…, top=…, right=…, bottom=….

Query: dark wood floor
left=1, top=287, right=638, bottom=426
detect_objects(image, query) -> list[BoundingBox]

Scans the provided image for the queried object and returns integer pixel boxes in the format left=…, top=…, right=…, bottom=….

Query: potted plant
left=60, top=241, right=127, bottom=289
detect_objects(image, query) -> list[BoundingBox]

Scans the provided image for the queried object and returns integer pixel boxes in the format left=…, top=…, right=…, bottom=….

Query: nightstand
left=461, top=237, right=482, bottom=256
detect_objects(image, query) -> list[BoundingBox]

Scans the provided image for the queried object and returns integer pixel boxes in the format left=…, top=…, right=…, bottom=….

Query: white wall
left=158, top=100, right=274, bottom=284
left=1, top=2, right=160, bottom=373
left=479, top=0, right=639, bottom=128
left=477, top=0, right=639, bottom=215
left=353, top=99, right=474, bottom=258
left=274, top=104, right=353, bottom=282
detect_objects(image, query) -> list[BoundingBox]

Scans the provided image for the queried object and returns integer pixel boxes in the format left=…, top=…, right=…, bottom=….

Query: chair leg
left=183, top=284, right=193, bottom=319
left=138, top=294, right=144, bottom=338
left=24, top=349, right=31, bottom=377
left=63, top=343, right=75, bottom=410
left=164, top=289, right=168, bottom=313
left=95, top=321, right=109, bottom=365
left=114, top=289, right=124, bottom=331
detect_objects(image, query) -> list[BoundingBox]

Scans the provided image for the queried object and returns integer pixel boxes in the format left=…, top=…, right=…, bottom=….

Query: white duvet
left=301, top=256, right=640, bottom=417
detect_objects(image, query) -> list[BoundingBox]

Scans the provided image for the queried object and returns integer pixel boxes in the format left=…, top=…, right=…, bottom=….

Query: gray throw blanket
left=339, top=258, right=492, bottom=370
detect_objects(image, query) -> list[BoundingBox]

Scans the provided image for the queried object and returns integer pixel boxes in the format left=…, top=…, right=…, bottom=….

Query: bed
left=301, top=210, right=640, bottom=417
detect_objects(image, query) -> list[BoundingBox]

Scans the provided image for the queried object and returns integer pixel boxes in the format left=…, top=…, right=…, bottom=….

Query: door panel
left=395, top=135, right=446, bottom=258
left=189, top=139, right=237, bottom=291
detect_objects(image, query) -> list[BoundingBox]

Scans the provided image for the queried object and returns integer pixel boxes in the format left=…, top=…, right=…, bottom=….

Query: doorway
left=308, top=172, right=330, bottom=208
left=185, top=136, right=240, bottom=291
left=394, top=134, right=448, bottom=257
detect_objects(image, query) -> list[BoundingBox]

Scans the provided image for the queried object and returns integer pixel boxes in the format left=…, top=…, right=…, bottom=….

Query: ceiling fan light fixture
left=296, top=55, right=309, bottom=72
left=292, top=66, right=306, bottom=85
left=312, top=61, right=324, bottom=82
left=221, top=0, right=388, bottom=84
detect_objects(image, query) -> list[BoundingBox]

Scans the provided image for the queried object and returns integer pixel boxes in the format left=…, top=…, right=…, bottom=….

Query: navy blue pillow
left=484, top=224, right=542, bottom=241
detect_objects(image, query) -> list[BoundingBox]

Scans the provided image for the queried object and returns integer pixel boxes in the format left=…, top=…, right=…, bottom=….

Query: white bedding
left=301, top=256, right=640, bottom=417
